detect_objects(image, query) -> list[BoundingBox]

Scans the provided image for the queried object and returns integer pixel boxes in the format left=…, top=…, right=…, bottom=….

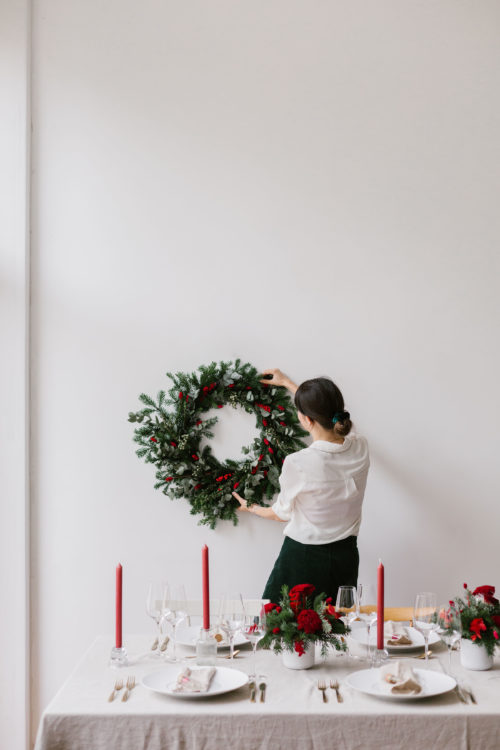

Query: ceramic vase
left=460, top=637, right=494, bottom=671
left=282, top=642, right=315, bottom=670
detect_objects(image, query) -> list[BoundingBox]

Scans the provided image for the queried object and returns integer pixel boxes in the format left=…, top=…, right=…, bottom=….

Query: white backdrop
left=30, top=0, right=500, bottom=743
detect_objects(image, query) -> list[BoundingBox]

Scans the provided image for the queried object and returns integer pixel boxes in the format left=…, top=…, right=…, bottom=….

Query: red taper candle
left=377, top=559, right=384, bottom=650
left=115, top=563, right=122, bottom=648
left=202, top=545, right=210, bottom=630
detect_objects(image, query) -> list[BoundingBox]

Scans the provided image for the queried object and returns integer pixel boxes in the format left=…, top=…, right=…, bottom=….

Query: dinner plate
left=345, top=667, right=456, bottom=701
left=350, top=626, right=440, bottom=652
left=141, top=665, right=249, bottom=698
left=175, top=624, right=247, bottom=649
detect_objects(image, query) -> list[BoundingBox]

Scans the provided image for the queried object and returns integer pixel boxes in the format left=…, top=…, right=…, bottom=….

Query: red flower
left=325, top=597, right=332, bottom=604
left=165, top=476, right=173, bottom=481
left=192, top=454, right=199, bottom=461
left=326, top=604, right=342, bottom=619
left=297, top=609, right=322, bottom=634
left=150, top=437, right=157, bottom=442
left=449, top=600, right=454, bottom=606
left=276, top=606, right=281, bottom=613
left=289, top=584, right=316, bottom=613
left=272, top=627, right=280, bottom=634
left=469, top=618, right=487, bottom=641
left=277, top=405, right=285, bottom=411
left=280, top=421, right=286, bottom=426
left=264, top=602, right=278, bottom=613
left=463, top=583, right=468, bottom=589
left=294, top=640, right=305, bottom=656
left=203, top=386, right=209, bottom=394
left=233, top=481, right=240, bottom=489
left=473, top=585, right=499, bottom=605
left=262, top=419, right=268, bottom=427
left=194, top=484, right=202, bottom=490
left=179, top=392, right=183, bottom=399
left=217, top=404, right=223, bottom=409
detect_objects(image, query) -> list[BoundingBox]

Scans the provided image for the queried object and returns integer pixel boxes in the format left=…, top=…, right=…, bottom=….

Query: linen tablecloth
left=34, top=635, right=500, bottom=750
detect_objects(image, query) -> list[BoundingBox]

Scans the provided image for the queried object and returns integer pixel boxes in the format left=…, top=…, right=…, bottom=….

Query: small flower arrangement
left=447, top=584, right=500, bottom=656
left=260, top=583, right=349, bottom=658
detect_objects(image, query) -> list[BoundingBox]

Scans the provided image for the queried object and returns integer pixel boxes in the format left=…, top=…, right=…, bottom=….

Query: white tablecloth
left=34, top=635, right=500, bottom=750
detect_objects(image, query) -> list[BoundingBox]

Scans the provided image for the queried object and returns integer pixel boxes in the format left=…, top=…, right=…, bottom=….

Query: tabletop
left=34, top=634, right=500, bottom=750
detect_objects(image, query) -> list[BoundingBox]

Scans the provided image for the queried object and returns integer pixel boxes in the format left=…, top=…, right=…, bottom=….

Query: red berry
left=217, top=404, right=223, bottom=409
left=179, top=392, right=183, bottom=399
left=263, top=438, right=269, bottom=445
left=262, top=419, right=268, bottom=427
left=194, top=484, right=202, bottom=490
left=233, top=481, right=239, bottom=489
left=192, top=454, right=199, bottom=461
left=272, top=627, right=280, bottom=634
left=277, top=405, right=284, bottom=411
left=280, top=421, right=286, bottom=426
left=150, top=437, right=157, bottom=442
left=165, top=476, right=173, bottom=481
left=196, top=419, right=202, bottom=426
left=170, top=441, right=177, bottom=447
left=228, top=384, right=235, bottom=389
left=268, top=446, right=274, bottom=454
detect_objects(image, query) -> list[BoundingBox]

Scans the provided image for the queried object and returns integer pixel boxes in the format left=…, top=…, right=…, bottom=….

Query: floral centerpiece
left=260, top=584, right=349, bottom=663
left=447, top=584, right=500, bottom=656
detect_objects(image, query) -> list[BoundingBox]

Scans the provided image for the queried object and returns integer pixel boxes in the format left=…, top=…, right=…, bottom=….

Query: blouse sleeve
left=271, top=455, right=304, bottom=521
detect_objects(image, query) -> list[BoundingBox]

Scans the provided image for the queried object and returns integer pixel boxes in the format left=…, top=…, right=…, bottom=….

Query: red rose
left=297, top=609, right=322, bottom=634
left=472, top=585, right=499, bottom=605
left=469, top=617, right=487, bottom=641
left=272, top=627, right=280, bottom=634
left=165, top=476, right=173, bottom=481
left=264, top=602, right=278, bottom=613
left=294, top=640, right=305, bottom=656
left=150, top=437, right=157, bottom=442
left=289, top=584, right=316, bottom=612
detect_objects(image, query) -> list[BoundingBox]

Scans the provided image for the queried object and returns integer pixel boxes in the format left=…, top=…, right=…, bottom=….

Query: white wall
left=30, top=0, right=500, bottom=742
left=0, top=1, right=30, bottom=749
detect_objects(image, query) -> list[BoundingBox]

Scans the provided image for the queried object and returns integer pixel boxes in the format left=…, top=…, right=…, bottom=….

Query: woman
left=232, top=368, right=369, bottom=604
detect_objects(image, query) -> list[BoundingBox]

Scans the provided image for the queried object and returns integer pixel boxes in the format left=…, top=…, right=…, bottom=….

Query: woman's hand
left=260, top=368, right=297, bottom=393
left=232, top=491, right=249, bottom=512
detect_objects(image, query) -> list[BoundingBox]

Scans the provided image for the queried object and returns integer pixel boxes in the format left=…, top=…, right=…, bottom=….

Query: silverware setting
left=160, top=637, right=170, bottom=652
left=330, top=679, right=343, bottom=702
left=259, top=681, right=267, bottom=703
left=121, top=675, right=136, bottom=702
left=437, top=659, right=476, bottom=704
left=317, top=680, right=328, bottom=703
left=249, top=680, right=256, bottom=702
left=108, top=678, right=123, bottom=702
left=151, top=638, right=159, bottom=651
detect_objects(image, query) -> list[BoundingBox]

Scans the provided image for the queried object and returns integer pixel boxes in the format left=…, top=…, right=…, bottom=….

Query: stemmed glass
left=436, top=604, right=462, bottom=670
left=146, top=582, right=168, bottom=657
left=356, top=583, right=378, bottom=664
left=242, top=609, right=266, bottom=678
left=336, top=586, right=358, bottom=626
left=413, top=592, right=438, bottom=664
left=162, top=584, right=188, bottom=662
left=219, top=594, right=245, bottom=660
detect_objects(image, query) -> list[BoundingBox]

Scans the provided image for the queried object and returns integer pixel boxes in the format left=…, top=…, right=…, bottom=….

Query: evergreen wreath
left=128, top=359, right=307, bottom=528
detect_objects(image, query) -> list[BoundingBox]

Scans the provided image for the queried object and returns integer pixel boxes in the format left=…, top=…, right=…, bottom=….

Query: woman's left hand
left=232, top=491, right=249, bottom=511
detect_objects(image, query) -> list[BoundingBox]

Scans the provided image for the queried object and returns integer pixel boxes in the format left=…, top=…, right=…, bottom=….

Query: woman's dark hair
left=294, top=377, right=352, bottom=437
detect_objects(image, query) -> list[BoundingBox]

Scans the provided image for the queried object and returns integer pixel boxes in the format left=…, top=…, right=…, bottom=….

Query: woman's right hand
left=260, top=369, right=297, bottom=393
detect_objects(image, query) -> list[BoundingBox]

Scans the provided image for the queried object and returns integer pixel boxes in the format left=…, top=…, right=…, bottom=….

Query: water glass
left=413, top=592, right=438, bottom=664
left=219, top=594, right=245, bottom=660
left=162, top=584, right=188, bottom=662
left=242, top=610, right=266, bottom=678
left=146, top=582, right=168, bottom=657
left=436, top=604, right=462, bottom=670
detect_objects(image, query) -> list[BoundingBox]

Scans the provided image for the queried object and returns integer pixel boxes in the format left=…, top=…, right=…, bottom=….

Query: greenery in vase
left=261, top=584, right=349, bottom=658
left=444, top=584, right=500, bottom=657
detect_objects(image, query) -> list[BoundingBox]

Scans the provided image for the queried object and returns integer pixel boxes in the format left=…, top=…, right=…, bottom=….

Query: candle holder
left=109, top=646, right=128, bottom=668
left=371, top=647, right=389, bottom=667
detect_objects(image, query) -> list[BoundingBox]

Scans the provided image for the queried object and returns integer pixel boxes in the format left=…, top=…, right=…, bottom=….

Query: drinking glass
left=356, top=583, right=378, bottom=664
left=242, top=610, right=266, bottom=678
left=335, top=586, right=358, bottom=625
left=436, top=604, right=462, bottom=670
left=219, top=594, right=245, bottom=660
left=162, top=584, right=188, bottom=662
left=413, top=592, right=438, bottom=664
left=146, top=582, right=168, bottom=657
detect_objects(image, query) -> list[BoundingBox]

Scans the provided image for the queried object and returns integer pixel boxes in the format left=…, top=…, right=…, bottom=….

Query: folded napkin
left=381, top=661, right=422, bottom=695
left=172, top=667, right=216, bottom=693
left=384, top=621, right=413, bottom=646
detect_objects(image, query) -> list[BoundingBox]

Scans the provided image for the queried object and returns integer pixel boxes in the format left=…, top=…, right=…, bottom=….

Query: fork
left=108, top=678, right=123, bottom=702
left=330, top=679, right=343, bottom=703
left=121, top=675, right=136, bottom=702
left=317, top=680, right=328, bottom=703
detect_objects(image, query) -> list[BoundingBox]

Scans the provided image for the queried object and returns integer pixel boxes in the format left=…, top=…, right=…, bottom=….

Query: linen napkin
left=381, top=661, right=422, bottom=694
left=172, top=667, right=216, bottom=693
left=384, top=621, right=413, bottom=646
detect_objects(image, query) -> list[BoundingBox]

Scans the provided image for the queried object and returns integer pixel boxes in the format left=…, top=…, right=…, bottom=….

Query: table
left=35, top=634, right=500, bottom=750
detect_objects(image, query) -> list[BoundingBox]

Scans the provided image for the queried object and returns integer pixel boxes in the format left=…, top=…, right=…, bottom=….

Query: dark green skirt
left=262, top=535, right=359, bottom=605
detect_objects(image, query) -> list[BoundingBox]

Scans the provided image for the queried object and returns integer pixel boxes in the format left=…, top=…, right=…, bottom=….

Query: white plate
left=175, top=624, right=247, bottom=649
left=141, top=665, right=249, bottom=698
left=350, top=626, right=440, bottom=652
left=345, top=667, right=456, bottom=701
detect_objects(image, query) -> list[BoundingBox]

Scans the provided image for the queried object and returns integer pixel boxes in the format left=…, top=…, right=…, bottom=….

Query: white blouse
left=271, top=434, right=370, bottom=545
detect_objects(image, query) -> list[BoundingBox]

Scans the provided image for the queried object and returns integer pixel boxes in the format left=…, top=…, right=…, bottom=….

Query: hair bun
left=332, top=410, right=350, bottom=424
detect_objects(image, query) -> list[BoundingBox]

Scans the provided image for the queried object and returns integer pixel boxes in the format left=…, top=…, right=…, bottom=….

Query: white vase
left=282, top=642, right=315, bottom=670
left=460, top=637, right=494, bottom=671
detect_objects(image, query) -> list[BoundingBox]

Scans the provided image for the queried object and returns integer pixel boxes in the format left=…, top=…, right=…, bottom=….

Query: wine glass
left=336, top=586, right=358, bottom=625
left=162, top=584, right=188, bottom=662
left=146, top=582, right=168, bottom=657
left=356, top=583, right=378, bottom=664
left=436, top=604, right=462, bottom=670
left=219, top=593, right=245, bottom=660
left=242, top=608, right=266, bottom=678
left=413, top=592, right=438, bottom=664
